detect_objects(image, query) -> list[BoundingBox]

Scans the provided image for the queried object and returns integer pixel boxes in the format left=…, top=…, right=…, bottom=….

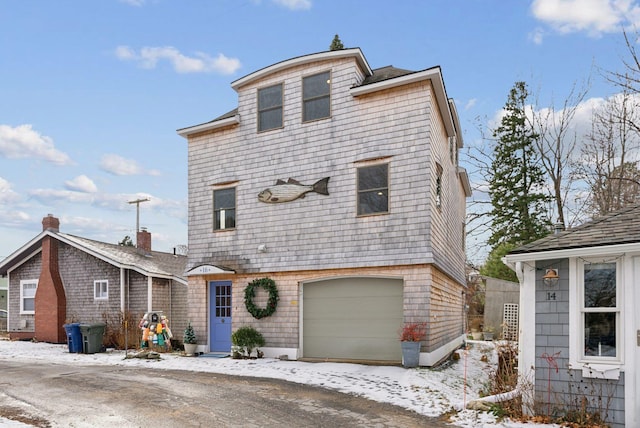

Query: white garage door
left=303, top=277, right=403, bottom=361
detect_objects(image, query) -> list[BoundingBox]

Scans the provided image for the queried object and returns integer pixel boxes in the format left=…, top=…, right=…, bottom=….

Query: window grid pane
left=258, top=84, right=283, bottom=131
left=303, top=72, right=330, bottom=122
left=357, top=164, right=389, bottom=215
left=214, top=188, right=236, bottom=231
left=582, top=262, right=618, bottom=359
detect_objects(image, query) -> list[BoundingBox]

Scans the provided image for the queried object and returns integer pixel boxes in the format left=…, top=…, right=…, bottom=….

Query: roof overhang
left=504, top=241, right=640, bottom=266
left=350, top=67, right=457, bottom=138
left=185, top=264, right=236, bottom=276
left=177, top=114, right=240, bottom=138
left=231, top=48, right=372, bottom=90
left=458, top=167, right=472, bottom=197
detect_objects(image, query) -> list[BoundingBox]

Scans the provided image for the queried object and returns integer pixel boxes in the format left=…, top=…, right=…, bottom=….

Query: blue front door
left=209, top=281, right=232, bottom=352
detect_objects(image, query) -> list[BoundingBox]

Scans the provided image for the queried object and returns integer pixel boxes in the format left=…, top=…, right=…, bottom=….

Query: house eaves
left=177, top=113, right=240, bottom=138
left=350, top=66, right=457, bottom=138
left=0, top=231, right=187, bottom=285
left=230, top=48, right=372, bottom=91
left=504, top=204, right=640, bottom=263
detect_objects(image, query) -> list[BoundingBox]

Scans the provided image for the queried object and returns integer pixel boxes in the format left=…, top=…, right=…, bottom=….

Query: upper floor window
left=357, top=163, right=389, bottom=215
left=258, top=84, right=283, bottom=132
left=214, top=187, right=236, bottom=231
left=20, top=279, right=37, bottom=314
left=94, top=280, right=108, bottom=300
left=303, top=71, right=331, bottom=122
left=582, top=261, right=619, bottom=360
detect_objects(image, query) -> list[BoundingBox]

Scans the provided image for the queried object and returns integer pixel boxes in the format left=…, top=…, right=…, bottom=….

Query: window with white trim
left=20, top=280, right=37, bottom=314
left=581, top=261, right=619, bottom=360
left=94, top=280, right=108, bottom=300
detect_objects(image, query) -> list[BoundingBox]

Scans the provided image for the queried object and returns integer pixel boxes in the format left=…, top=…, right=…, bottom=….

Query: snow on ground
left=0, top=338, right=557, bottom=427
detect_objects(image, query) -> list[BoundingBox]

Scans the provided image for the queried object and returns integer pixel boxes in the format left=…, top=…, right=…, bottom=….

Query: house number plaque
left=546, top=292, right=556, bottom=301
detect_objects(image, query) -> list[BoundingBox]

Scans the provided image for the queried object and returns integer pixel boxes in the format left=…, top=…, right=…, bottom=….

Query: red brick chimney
left=35, top=214, right=67, bottom=343
left=137, top=228, right=151, bottom=252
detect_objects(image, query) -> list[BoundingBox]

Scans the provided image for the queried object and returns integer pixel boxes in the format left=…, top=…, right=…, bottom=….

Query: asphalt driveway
left=0, top=360, right=449, bottom=427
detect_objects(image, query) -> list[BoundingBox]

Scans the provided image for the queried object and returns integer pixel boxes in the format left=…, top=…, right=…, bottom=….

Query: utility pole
left=128, top=198, right=150, bottom=236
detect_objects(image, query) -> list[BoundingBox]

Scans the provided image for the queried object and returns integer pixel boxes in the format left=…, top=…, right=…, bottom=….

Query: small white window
left=20, top=280, right=38, bottom=314
left=94, top=280, right=108, bottom=300
left=581, top=262, right=619, bottom=360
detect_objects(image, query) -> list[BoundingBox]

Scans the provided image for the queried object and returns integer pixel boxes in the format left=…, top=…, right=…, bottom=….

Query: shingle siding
left=184, top=51, right=468, bottom=362
left=534, top=259, right=624, bottom=427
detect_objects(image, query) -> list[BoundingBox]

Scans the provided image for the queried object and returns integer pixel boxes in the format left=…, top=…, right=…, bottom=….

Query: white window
left=20, top=280, right=37, bottom=314
left=94, top=280, right=108, bottom=300
left=580, top=260, right=620, bottom=361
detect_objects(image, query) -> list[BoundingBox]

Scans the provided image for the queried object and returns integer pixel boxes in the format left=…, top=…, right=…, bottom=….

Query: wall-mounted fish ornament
left=258, top=177, right=330, bottom=203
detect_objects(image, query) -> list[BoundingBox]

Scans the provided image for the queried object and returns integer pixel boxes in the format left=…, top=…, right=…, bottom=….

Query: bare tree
left=575, top=90, right=640, bottom=216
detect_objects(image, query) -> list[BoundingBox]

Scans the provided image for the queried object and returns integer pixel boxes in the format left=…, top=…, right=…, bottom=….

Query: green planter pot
left=401, top=341, right=421, bottom=368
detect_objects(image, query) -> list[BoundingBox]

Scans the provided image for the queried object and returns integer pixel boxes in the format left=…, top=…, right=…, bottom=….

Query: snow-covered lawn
left=0, top=338, right=557, bottom=427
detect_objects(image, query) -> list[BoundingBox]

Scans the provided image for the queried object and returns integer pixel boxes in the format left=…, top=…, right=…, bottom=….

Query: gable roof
left=0, top=230, right=187, bottom=284
left=509, top=204, right=640, bottom=256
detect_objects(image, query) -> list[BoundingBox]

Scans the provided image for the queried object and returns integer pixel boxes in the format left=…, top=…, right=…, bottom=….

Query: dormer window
left=258, top=83, right=283, bottom=132
left=303, top=71, right=331, bottom=122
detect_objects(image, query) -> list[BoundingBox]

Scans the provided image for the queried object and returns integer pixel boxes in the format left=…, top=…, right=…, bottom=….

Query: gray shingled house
left=0, top=215, right=188, bottom=346
left=503, top=205, right=640, bottom=427
left=177, top=48, right=471, bottom=365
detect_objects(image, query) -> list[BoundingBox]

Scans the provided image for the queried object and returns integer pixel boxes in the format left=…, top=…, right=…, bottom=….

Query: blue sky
left=0, top=0, right=638, bottom=263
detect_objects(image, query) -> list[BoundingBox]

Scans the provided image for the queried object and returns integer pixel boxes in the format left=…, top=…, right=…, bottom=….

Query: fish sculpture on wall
left=258, top=177, right=330, bottom=203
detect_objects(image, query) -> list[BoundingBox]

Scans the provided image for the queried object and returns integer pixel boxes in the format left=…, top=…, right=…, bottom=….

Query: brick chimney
left=137, top=228, right=151, bottom=252
left=36, top=215, right=67, bottom=343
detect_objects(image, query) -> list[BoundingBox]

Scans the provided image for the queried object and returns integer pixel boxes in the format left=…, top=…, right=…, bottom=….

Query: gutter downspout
left=467, top=260, right=526, bottom=411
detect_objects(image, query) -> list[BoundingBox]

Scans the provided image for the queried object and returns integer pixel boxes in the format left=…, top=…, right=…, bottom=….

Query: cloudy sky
left=0, top=0, right=638, bottom=262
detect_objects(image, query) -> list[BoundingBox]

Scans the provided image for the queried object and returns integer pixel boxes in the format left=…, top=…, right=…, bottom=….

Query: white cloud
left=272, top=0, right=312, bottom=10
left=531, top=0, right=640, bottom=36
left=64, top=175, right=98, bottom=193
left=115, top=45, right=241, bottom=75
left=0, top=124, right=73, bottom=165
left=464, top=98, right=477, bottom=110
left=0, top=177, right=20, bottom=204
left=99, top=154, right=161, bottom=176
left=119, top=0, right=145, bottom=6
left=528, top=27, right=545, bottom=44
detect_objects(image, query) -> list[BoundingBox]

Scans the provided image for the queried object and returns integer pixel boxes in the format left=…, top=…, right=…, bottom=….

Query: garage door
left=303, top=277, right=403, bottom=361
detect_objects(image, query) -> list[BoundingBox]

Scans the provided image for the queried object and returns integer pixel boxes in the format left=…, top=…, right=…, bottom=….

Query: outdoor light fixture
left=543, top=268, right=559, bottom=287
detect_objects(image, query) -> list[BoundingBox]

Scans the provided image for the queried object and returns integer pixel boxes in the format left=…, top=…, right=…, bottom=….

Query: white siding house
left=178, top=48, right=471, bottom=365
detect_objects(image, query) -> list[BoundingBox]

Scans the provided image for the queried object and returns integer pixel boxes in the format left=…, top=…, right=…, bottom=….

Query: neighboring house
left=0, top=215, right=188, bottom=344
left=504, top=205, right=640, bottom=427
left=177, top=48, right=471, bottom=365
left=483, top=276, right=519, bottom=341
left=0, top=277, right=7, bottom=311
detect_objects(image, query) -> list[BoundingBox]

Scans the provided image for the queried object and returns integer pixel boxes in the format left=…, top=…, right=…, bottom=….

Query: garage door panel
left=303, top=277, right=403, bottom=361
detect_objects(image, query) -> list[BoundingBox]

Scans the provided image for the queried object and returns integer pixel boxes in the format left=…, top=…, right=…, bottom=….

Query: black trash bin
left=63, top=323, right=82, bottom=353
left=79, top=323, right=106, bottom=354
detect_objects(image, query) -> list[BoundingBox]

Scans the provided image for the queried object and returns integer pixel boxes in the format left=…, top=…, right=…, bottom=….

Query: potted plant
left=231, top=326, right=265, bottom=358
left=183, top=322, right=198, bottom=356
left=399, top=322, right=426, bottom=368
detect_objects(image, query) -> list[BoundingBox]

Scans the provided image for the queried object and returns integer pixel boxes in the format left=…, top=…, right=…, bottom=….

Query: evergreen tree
left=118, top=235, right=134, bottom=247
left=479, top=242, right=518, bottom=282
left=329, top=34, right=344, bottom=51
left=488, top=81, right=550, bottom=248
